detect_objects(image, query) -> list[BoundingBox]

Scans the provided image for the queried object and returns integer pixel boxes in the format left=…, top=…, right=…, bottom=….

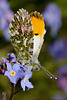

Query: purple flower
left=58, top=65, right=67, bottom=94
left=0, top=69, right=5, bottom=75
left=0, top=0, right=14, bottom=41
left=48, top=38, right=67, bottom=60
left=2, top=53, right=16, bottom=63
left=21, top=67, right=34, bottom=91
left=4, top=62, right=24, bottom=84
left=0, top=0, right=10, bottom=11
left=0, top=16, right=7, bottom=30
left=42, top=3, right=62, bottom=37
left=0, top=53, right=34, bottom=91
left=5, top=10, right=14, bottom=22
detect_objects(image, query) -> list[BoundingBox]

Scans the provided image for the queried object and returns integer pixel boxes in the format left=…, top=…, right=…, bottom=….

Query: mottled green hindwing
left=9, top=8, right=34, bottom=60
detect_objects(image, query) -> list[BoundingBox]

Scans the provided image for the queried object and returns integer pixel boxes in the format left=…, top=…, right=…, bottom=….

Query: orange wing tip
left=30, top=11, right=45, bottom=36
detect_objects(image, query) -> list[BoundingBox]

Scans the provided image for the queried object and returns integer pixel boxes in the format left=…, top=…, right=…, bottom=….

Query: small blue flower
left=2, top=53, right=16, bottom=63
left=7, top=53, right=16, bottom=63
left=48, top=38, right=67, bottom=60
left=4, top=62, right=24, bottom=84
left=42, top=3, right=62, bottom=37
left=21, top=67, right=34, bottom=91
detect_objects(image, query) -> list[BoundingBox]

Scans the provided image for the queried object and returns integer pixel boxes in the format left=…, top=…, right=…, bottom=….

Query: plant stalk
left=10, top=83, right=15, bottom=100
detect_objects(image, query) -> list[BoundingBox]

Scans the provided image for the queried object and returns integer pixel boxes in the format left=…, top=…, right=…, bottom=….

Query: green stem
left=14, top=88, right=22, bottom=95
left=10, top=83, right=15, bottom=100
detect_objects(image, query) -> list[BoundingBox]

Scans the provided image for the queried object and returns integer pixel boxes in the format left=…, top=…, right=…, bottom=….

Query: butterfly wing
left=9, top=8, right=34, bottom=60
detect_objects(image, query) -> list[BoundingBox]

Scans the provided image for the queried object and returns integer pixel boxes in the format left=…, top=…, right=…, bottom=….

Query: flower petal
left=7, top=53, right=10, bottom=56
left=1, top=57, right=7, bottom=63
left=4, top=71, right=10, bottom=76
left=25, top=69, right=32, bottom=79
left=13, top=63, right=20, bottom=72
left=21, top=80, right=25, bottom=91
left=10, top=76, right=18, bottom=84
left=8, top=53, right=16, bottom=63
left=18, top=70, right=25, bottom=79
left=25, top=79, right=34, bottom=89
left=6, top=62, right=12, bottom=71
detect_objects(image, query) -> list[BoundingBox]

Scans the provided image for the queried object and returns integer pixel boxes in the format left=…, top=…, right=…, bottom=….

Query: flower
left=0, top=0, right=10, bottom=10
left=0, top=0, right=14, bottom=41
left=58, top=65, right=67, bottom=94
left=42, top=3, right=62, bottom=37
left=0, top=69, right=5, bottom=74
left=2, top=53, right=16, bottom=63
left=0, top=53, right=34, bottom=91
left=21, top=67, right=34, bottom=91
left=7, top=53, right=16, bottom=63
left=4, top=62, right=24, bottom=84
left=48, top=38, right=67, bottom=60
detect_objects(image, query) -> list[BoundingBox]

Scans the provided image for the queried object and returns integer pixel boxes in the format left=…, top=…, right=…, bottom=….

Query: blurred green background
left=0, top=0, right=67, bottom=100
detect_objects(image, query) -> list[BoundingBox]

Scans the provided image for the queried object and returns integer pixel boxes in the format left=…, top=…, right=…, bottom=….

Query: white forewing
left=33, top=30, right=46, bottom=58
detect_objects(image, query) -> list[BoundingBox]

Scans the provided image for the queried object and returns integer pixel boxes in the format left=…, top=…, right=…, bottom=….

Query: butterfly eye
left=35, top=33, right=39, bottom=36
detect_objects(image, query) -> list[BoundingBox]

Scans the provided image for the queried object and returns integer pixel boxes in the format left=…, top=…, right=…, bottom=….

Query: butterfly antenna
left=34, top=63, right=57, bottom=79
left=41, top=66, right=57, bottom=79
